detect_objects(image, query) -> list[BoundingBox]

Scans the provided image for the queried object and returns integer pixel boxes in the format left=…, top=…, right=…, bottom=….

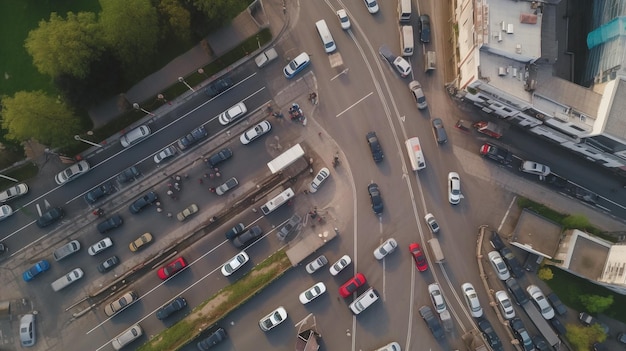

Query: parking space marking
left=335, top=92, right=373, bottom=118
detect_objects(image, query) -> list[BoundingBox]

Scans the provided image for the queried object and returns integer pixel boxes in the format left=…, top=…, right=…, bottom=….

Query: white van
left=315, top=20, right=336, bottom=53
left=349, top=288, right=380, bottom=315
left=405, top=137, right=426, bottom=171
left=261, top=188, right=294, bottom=215
left=51, top=268, right=84, bottom=292
left=111, top=324, right=143, bottom=350
left=398, top=0, right=411, bottom=22
left=400, top=25, right=414, bottom=56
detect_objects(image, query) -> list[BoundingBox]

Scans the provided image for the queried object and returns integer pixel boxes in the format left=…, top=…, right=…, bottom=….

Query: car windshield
left=289, top=60, right=299, bottom=70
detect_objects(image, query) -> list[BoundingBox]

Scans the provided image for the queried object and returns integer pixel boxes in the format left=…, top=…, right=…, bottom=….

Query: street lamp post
left=157, top=94, right=171, bottom=106
left=133, top=103, right=155, bottom=116
left=0, top=174, right=18, bottom=182
left=178, top=77, right=195, bottom=92
left=197, top=68, right=208, bottom=79
left=74, top=135, right=102, bottom=148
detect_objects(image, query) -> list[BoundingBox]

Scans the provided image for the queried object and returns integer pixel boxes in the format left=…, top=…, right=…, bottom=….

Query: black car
left=36, top=207, right=64, bottom=228
left=480, top=143, right=513, bottom=165
left=206, top=148, right=233, bottom=168
left=205, top=77, right=233, bottom=98
left=156, top=297, right=187, bottom=320
left=97, top=215, right=123, bottom=234
left=478, top=319, right=503, bottom=351
left=366, top=131, right=384, bottom=162
left=490, top=231, right=506, bottom=251
left=97, top=256, right=120, bottom=273
left=232, top=226, right=263, bottom=248
left=533, top=335, right=550, bottom=351
left=419, top=15, right=431, bottom=43
left=116, top=166, right=141, bottom=183
left=549, top=317, right=567, bottom=335
left=419, top=306, right=444, bottom=340
left=546, top=292, right=567, bottom=316
left=277, top=214, right=301, bottom=240
left=509, top=318, right=534, bottom=351
left=499, top=247, right=525, bottom=278
left=367, top=183, right=384, bottom=214
left=84, top=183, right=114, bottom=204
left=225, top=223, right=245, bottom=240
left=579, top=312, right=609, bottom=334
left=129, top=191, right=158, bottom=213
left=197, top=327, right=227, bottom=350
left=505, top=277, right=529, bottom=305
left=178, top=126, right=208, bottom=150
left=431, top=118, right=448, bottom=144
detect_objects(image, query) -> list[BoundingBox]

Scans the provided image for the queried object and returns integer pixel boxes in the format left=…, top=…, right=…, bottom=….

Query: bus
left=405, top=137, right=426, bottom=171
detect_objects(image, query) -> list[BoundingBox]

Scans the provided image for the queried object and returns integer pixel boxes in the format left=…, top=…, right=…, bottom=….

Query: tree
left=562, top=214, right=590, bottom=230
left=1, top=91, right=82, bottom=147
left=537, top=267, right=554, bottom=281
left=158, top=0, right=192, bottom=43
left=99, top=0, right=159, bottom=70
left=192, top=0, right=248, bottom=30
left=24, top=12, right=103, bottom=79
left=579, top=294, right=614, bottom=314
left=566, top=324, right=606, bottom=351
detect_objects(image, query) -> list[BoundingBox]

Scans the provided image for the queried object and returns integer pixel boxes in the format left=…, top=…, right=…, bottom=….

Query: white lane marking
left=498, top=196, right=517, bottom=232
left=335, top=92, right=373, bottom=118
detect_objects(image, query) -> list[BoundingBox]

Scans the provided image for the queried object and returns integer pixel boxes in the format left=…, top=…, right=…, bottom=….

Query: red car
left=339, top=273, right=366, bottom=298
left=409, top=243, right=428, bottom=272
left=157, top=256, right=188, bottom=280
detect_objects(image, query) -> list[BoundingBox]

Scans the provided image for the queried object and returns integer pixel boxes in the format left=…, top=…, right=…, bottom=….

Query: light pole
left=74, top=135, right=102, bottom=148
left=133, top=103, right=155, bottom=116
left=157, top=94, right=171, bottom=106
left=0, top=174, right=18, bottom=182
left=197, top=68, right=208, bottom=79
left=178, top=77, right=195, bottom=92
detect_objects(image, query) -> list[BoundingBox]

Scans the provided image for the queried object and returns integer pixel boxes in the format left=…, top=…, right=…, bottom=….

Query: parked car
left=178, top=126, right=208, bottom=150
left=240, top=120, right=271, bottom=144
left=374, top=342, right=401, bottom=351
left=255, top=48, right=279, bottom=68
left=366, top=131, right=384, bottom=162
left=368, top=183, right=384, bottom=214
left=428, top=283, right=447, bottom=314
left=339, top=273, right=366, bottom=298
left=363, top=0, right=379, bottom=14
left=488, top=251, right=511, bottom=280
left=409, top=80, right=427, bottom=109
left=97, top=256, right=120, bottom=273
left=329, top=255, right=351, bottom=276
left=104, top=291, right=139, bottom=317
left=157, top=256, right=187, bottom=280
left=97, top=215, right=123, bottom=234
left=579, top=312, right=609, bottom=334
left=154, top=146, right=177, bottom=164
left=409, top=242, right=428, bottom=271
left=448, top=172, right=461, bottom=204
left=480, top=143, right=512, bottom=165
left=84, top=183, right=114, bottom=204
left=520, top=160, right=551, bottom=178
left=462, top=283, right=483, bottom=318
left=305, top=255, right=328, bottom=274
left=216, top=177, right=239, bottom=195
left=221, top=251, right=249, bottom=276
left=23, top=260, right=51, bottom=282
left=527, top=285, right=554, bottom=320
left=478, top=319, right=503, bottom=351
left=129, top=191, right=158, bottom=213
left=379, top=45, right=411, bottom=77
left=204, top=77, right=233, bottom=98
left=432, top=118, right=448, bottom=144
left=0, top=204, right=13, bottom=221
left=129, top=233, right=153, bottom=252
left=336, top=9, right=351, bottom=29
left=533, top=335, right=550, bottom=351
left=374, top=238, right=397, bottom=260
left=277, top=214, right=301, bottom=240
left=120, top=125, right=150, bottom=147
left=309, top=167, right=330, bottom=193
left=116, top=166, right=140, bottom=183
left=299, top=282, right=327, bottom=304
left=419, top=306, right=444, bottom=339
left=505, top=277, right=529, bottom=305
left=156, top=297, right=187, bottom=320
left=88, top=237, right=113, bottom=256
left=55, top=160, right=90, bottom=185
left=259, top=306, right=287, bottom=331
left=283, top=52, right=311, bottom=79
left=36, top=207, right=64, bottom=227
left=550, top=317, right=567, bottom=335
left=547, top=292, right=567, bottom=316
left=617, top=332, right=626, bottom=345
left=206, top=148, right=233, bottom=168
left=19, top=313, right=36, bottom=347
left=424, top=213, right=440, bottom=233
left=225, top=223, right=245, bottom=240
left=0, top=183, right=28, bottom=202
left=177, top=204, right=199, bottom=221
left=495, top=290, right=516, bottom=319
left=509, top=318, right=534, bottom=351
left=418, top=15, right=431, bottom=43
left=500, top=247, right=525, bottom=278
left=232, top=225, right=263, bottom=248
left=489, top=230, right=506, bottom=250
left=196, top=327, right=227, bottom=350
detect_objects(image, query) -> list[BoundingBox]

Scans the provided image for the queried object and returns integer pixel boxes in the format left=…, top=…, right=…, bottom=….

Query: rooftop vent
left=498, top=67, right=507, bottom=76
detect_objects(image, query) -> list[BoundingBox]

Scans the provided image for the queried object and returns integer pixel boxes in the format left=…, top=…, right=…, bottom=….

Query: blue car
left=23, top=260, right=51, bottom=282
left=283, top=52, right=311, bottom=79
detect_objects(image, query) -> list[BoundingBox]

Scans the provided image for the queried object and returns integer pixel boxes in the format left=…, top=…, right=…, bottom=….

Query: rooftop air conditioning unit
left=501, top=21, right=506, bottom=31
left=498, top=67, right=506, bottom=76
left=498, top=32, right=503, bottom=42
left=507, top=24, right=514, bottom=34
left=516, top=44, right=522, bottom=54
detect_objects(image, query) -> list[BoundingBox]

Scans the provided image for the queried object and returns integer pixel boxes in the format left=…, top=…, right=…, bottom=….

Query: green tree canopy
left=24, top=12, right=103, bottom=79
left=566, top=324, right=607, bottom=351
left=99, top=0, right=159, bottom=70
left=158, top=0, right=192, bottom=43
left=192, top=0, right=249, bottom=29
left=579, top=294, right=614, bottom=314
left=1, top=91, right=82, bottom=147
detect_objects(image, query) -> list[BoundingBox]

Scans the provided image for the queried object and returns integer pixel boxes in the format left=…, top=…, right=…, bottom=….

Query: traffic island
left=137, top=249, right=292, bottom=351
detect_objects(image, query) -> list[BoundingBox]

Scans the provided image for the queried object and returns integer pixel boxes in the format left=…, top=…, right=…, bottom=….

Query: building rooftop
left=601, top=77, right=626, bottom=141
left=510, top=209, right=562, bottom=258
left=598, top=244, right=626, bottom=286
left=557, top=230, right=612, bottom=281
left=484, top=0, right=543, bottom=61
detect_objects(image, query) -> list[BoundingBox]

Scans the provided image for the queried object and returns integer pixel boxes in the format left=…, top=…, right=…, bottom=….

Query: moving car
left=424, top=213, right=440, bottom=233
left=97, top=256, right=120, bottom=273
left=20, top=313, right=36, bottom=347
left=500, top=247, right=525, bottom=278
left=84, top=183, right=114, bottom=204
left=177, top=126, right=208, bottom=149
left=216, top=177, right=239, bottom=195
left=305, top=255, right=328, bottom=274
left=337, top=9, right=351, bottom=29
left=0, top=183, right=28, bottom=202
left=196, top=328, right=227, bottom=350
left=478, top=319, right=503, bottom=351
left=259, top=306, right=287, bottom=331
left=154, top=146, right=177, bottom=164
left=520, top=160, right=551, bottom=178
left=339, top=273, right=366, bottom=298
left=432, top=118, right=448, bottom=144
left=120, top=125, right=150, bottom=147
left=419, top=306, right=444, bottom=339
left=232, top=225, right=263, bottom=248
left=409, top=80, right=427, bottom=109
left=111, top=324, right=142, bottom=350
left=462, top=282, right=483, bottom=318
left=36, top=207, right=64, bottom=227
left=157, top=256, right=187, bottom=280
left=97, top=215, right=123, bottom=234
left=221, top=251, right=249, bottom=276
left=283, top=52, right=310, bottom=79
left=205, top=77, right=233, bottom=97
left=240, top=120, right=271, bottom=144
left=363, top=0, right=379, bottom=14
left=116, top=166, right=140, bottom=183
left=527, top=285, right=554, bottom=320
left=0, top=204, right=13, bottom=221
left=218, top=102, right=248, bottom=125
left=55, top=160, right=90, bottom=185
left=366, top=131, right=384, bottom=162
left=50, top=268, right=84, bottom=291
left=129, top=233, right=153, bottom=252
left=309, top=167, right=330, bottom=193
left=88, top=237, right=113, bottom=256
left=368, top=183, right=384, bottom=214
left=448, top=172, right=461, bottom=204
left=428, top=283, right=447, bottom=314
left=547, top=292, right=567, bottom=316
left=505, top=277, right=529, bottom=305
left=374, top=238, right=397, bottom=260
left=104, top=291, right=139, bottom=317
left=225, top=223, right=245, bottom=240
left=129, top=191, right=158, bottom=213
left=509, top=318, right=534, bottom=351
left=177, top=204, right=199, bottom=221
left=206, top=148, right=233, bottom=168
left=23, top=260, right=51, bottom=282
left=329, top=255, right=351, bottom=276
left=409, top=242, right=428, bottom=271
left=488, top=251, right=511, bottom=280
left=379, top=45, right=411, bottom=77
left=299, top=282, right=327, bottom=304
left=156, top=297, right=187, bottom=320
left=277, top=214, right=301, bottom=240
left=418, top=15, right=431, bottom=43
left=495, top=290, right=516, bottom=319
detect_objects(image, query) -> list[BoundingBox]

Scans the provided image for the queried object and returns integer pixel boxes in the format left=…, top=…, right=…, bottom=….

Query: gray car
left=232, top=226, right=263, bottom=248
left=432, top=118, right=448, bottom=144
left=216, top=177, right=239, bottom=195
left=20, top=314, right=36, bottom=347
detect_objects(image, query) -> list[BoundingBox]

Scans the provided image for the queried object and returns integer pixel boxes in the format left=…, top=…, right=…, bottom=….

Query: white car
left=0, top=183, right=28, bottom=202
left=373, top=238, right=398, bottom=260
left=305, top=255, right=328, bottom=274
left=374, top=342, right=401, bottom=351
left=409, top=80, right=428, bottom=109
left=329, top=255, right=351, bottom=276
left=19, top=313, right=36, bottom=347
left=428, top=283, right=447, bottom=314
left=309, top=167, right=330, bottom=193
left=120, top=125, right=151, bottom=147
left=448, top=172, right=461, bottom=204
left=218, top=102, right=247, bottom=125
left=88, top=237, right=113, bottom=256
left=462, top=282, right=483, bottom=318
left=154, top=146, right=177, bottom=164
left=240, top=120, right=271, bottom=145
left=221, top=251, right=249, bottom=276
left=424, top=213, right=440, bottom=233
left=495, top=290, right=516, bottom=319
left=364, top=0, right=379, bottom=14
left=298, top=282, right=326, bottom=304
left=488, top=251, right=511, bottom=280
left=337, top=9, right=351, bottom=29
left=283, top=52, right=311, bottom=79
left=527, top=285, right=555, bottom=320
left=0, top=204, right=13, bottom=221
left=259, top=306, right=287, bottom=331
left=393, top=56, right=412, bottom=77
left=520, top=161, right=551, bottom=178
left=55, top=160, right=90, bottom=185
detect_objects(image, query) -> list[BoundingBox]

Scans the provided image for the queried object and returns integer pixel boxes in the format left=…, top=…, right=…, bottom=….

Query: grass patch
left=0, top=162, right=38, bottom=189
left=137, top=249, right=292, bottom=351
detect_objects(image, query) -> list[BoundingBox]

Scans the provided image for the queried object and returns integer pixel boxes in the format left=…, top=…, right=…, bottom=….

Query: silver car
left=120, top=125, right=151, bottom=147
left=20, top=314, right=36, bottom=347
left=309, top=167, right=330, bottom=193
left=218, top=102, right=247, bottom=125
left=55, top=160, right=90, bottom=185
left=240, top=120, right=271, bottom=144
left=305, top=255, right=328, bottom=274
left=409, top=80, right=427, bottom=109
left=495, top=290, right=516, bottom=319
left=373, top=238, right=398, bottom=260
left=216, top=177, right=239, bottom=195
left=154, top=146, right=177, bottom=164
left=0, top=183, right=28, bottom=202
